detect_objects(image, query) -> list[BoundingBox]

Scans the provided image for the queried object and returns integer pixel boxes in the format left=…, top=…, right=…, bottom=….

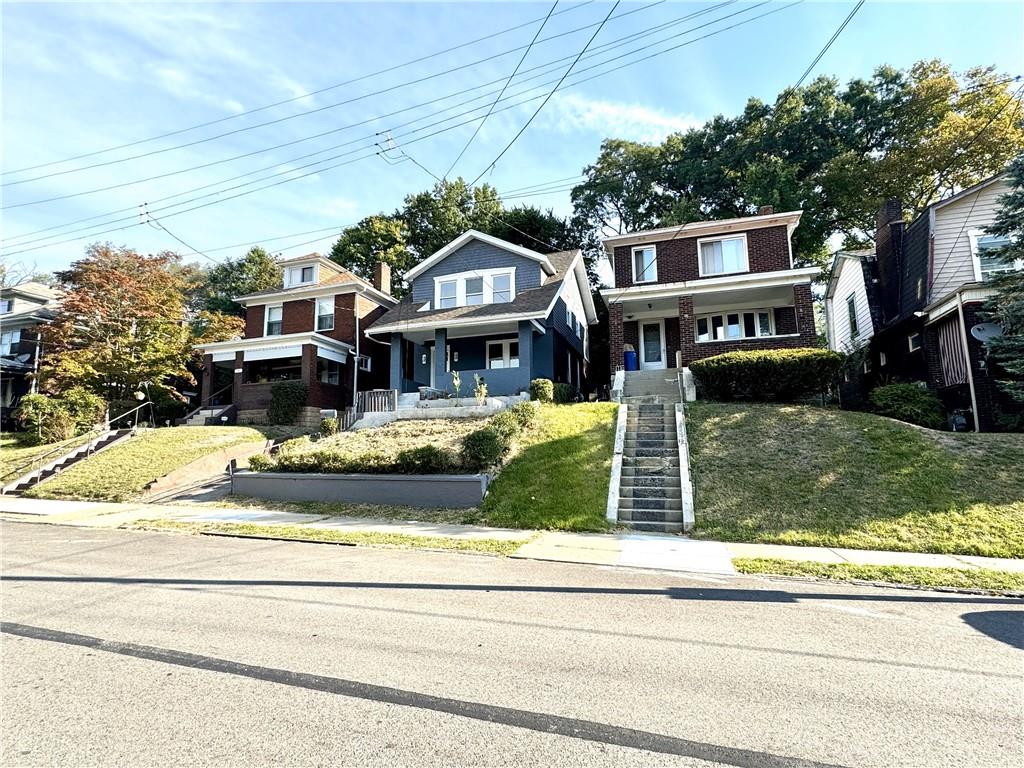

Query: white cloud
left=270, top=74, right=318, bottom=108
left=541, top=93, right=701, bottom=143
left=223, top=99, right=245, bottom=114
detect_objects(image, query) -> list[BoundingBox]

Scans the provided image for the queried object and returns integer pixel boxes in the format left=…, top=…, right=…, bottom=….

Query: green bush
left=394, top=445, right=459, bottom=474
left=13, top=389, right=105, bottom=445
left=508, top=400, right=540, bottom=430
left=488, top=410, right=522, bottom=441
left=319, top=417, right=339, bottom=436
left=247, top=454, right=273, bottom=472
left=530, top=378, right=554, bottom=402
left=869, top=383, right=946, bottom=429
left=61, top=387, right=106, bottom=431
left=268, top=381, right=308, bottom=424
left=553, top=382, right=576, bottom=404
left=689, top=348, right=844, bottom=402
left=461, top=426, right=512, bottom=471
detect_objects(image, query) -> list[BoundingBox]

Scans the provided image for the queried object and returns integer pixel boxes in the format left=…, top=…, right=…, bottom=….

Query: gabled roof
left=824, top=248, right=872, bottom=300
left=1, top=281, right=59, bottom=302
left=234, top=254, right=395, bottom=307
left=403, top=230, right=557, bottom=282
left=930, top=173, right=1009, bottom=212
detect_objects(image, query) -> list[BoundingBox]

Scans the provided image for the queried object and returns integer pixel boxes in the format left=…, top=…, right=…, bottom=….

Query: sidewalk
left=2, top=496, right=1022, bottom=575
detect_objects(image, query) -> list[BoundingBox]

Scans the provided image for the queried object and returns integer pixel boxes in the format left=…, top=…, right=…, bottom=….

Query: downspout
left=30, top=331, right=41, bottom=394
left=955, top=292, right=980, bottom=433
left=352, top=307, right=360, bottom=409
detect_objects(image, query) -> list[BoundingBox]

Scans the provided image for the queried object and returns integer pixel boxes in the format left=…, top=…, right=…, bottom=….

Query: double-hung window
left=492, top=273, right=512, bottom=303
left=265, top=305, right=283, bottom=336
left=316, top=297, right=334, bottom=331
left=973, top=232, right=1019, bottom=281
left=487, top=339, right=519, bottom=369
left=696, top=309, right=774, bottom=342
left=287, top=265, right=316, bottom=287
left=698, top=235, right=748, bottom=276
left=465, top=277, right=484, bottom=306
left=632, top=246, right=657, bottom=283
left=1, top=329, right=20, bottom=355
left=846, top=294, right=859, bottom=338
left=0, top=299, right=12, bottom=314
left=317, top=358, right=340, bottom=385
left=438, top=280, right=457, bottom=309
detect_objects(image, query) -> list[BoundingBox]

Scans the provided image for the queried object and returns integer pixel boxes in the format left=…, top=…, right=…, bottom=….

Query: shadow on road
left=961, top=611, right=1024, bottom=649
left=2, top=574, right=1022, bottom=605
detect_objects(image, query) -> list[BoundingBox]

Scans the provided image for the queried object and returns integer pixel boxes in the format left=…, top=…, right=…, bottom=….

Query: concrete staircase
left=618, top=369, right=684, bottom=533
left=183, top=405, right=234, bottom=426
left=2, top=429, right=133, bottom=495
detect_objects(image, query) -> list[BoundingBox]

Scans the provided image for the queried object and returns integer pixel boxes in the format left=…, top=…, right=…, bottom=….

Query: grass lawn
left=128, top=519, right=524, bottom=555
left=479, top=402, right=618, bottom=531
left=26, top=426, right=273, bottom=502
left=1, top=432, right=95, bottom=484
left=734, top=558, right=1024, bottom=591
left=687, top=403, right=1024, bottom=558
left=280, top=417, right=486, bottom=459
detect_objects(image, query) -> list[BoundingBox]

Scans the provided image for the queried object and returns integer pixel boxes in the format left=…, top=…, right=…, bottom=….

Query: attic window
left=0, top=299, right=12, bottom=314
left=433, top=269, right=515, bottom=309
left=288, top=265, right=316, bottom=287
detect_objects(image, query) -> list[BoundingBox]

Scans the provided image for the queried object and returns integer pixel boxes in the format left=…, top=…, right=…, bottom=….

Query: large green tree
left=195, top=246, right=282, bottom=316
left=984, top=153, right=1024, bottom=404
left=403, top=178, right=503, bottom=257
left=328, top=214, right=412, bottom=296
left=571, top=61, right=1024, bottom=268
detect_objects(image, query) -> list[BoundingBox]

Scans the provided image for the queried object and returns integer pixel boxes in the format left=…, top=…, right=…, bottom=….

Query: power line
left=444, top=1, right=561, bottom=180
left=469, top=1, right=621, bottom=186
left=2, top=1, right=598, bottom=176
left=3, top=1, right=666, bottom=186
left=794, top=0, right=865, bottom=88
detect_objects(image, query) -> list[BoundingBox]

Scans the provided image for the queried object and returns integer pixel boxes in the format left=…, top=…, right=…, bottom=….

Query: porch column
left=232, top=351, right=244, bottom=407
left=678, top=295, right=696, bottom=367
left=518, top=320, right=534, bottom=391
left=434, top=328, right=448, bottom=391
left=389, top=333, right=403, bottom=391
left=793, top=284, right=816, bottom=345
left=609, top=302, right=624, bottom=372
left=201, top=354, right=214, bottom=402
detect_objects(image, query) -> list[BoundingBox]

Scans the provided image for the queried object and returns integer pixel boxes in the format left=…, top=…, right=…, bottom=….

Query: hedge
left=869, top=383, right=946, bottom=429
left=529, top=378, right=554, bottom=402
left=268, top=381, right=308, bottom=424
left=689, top=348, right=844, bottom=402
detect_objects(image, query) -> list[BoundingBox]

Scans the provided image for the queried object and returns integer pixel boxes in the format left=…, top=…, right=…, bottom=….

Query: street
left=1, top=519, right=1022, bottom=767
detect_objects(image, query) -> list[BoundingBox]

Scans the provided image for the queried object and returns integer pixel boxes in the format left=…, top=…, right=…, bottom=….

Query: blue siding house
left=366, top=230, right=597, bottom=397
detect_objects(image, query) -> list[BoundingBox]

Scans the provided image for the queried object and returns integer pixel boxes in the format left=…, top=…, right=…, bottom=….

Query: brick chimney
left=372, top=261, right=391, bottom=295
left=757, top=205, right=774, bottom=216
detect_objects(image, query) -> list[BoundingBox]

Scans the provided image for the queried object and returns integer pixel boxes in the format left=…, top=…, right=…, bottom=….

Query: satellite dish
left=971, top=323, right=1002, bottom=342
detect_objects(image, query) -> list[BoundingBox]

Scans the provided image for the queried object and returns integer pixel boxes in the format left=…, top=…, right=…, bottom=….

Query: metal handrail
left=180, top=383, right=233, bottom=423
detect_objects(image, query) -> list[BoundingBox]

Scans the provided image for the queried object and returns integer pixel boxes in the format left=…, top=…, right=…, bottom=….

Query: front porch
left=387, top=319, right=540, bottom=397
left=608, top=282, right=816, bottom=371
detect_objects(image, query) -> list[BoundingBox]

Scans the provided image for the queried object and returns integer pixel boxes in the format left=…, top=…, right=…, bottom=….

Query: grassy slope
left=479, top=402, right=618, bottom=531
left=1, top=432, right=94, bottom=484
left=26, top=426, right=271, bottom=502
left=734, top=558, right=1024, bottom=591
left=281, top=417, right=486, bottom=459
left=687, top=403, right=1024, bottom=558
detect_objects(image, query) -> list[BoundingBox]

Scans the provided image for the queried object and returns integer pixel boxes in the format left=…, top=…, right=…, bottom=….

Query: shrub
left=268, top=381, right=308, bottom=424
left=869, top=383, right=946, bottom=429
left=395, top=445, right=459, bottom=474
left=530, top=378, right=554, bottom=402
left=13, top=390, right=104, bottom=445
left=319, top=417, right=339, bottom=436
left=461, top=426, right=512, bottom=471
left=553, top=382, right=576, bottom=404
left=247, top=454, right=273, bottom=472
left=689, top=348, right=844, bottom=402
left=508, top=400, right=540, bottom=430
left=488, top=410, right=522, bottom=441
left=61, top=387, right=106, bottom=432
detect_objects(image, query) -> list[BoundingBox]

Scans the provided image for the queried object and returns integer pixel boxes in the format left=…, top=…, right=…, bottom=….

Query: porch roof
left=195, top=331, right=354, bottom=363
left=601, top=266, right=818, bottom=305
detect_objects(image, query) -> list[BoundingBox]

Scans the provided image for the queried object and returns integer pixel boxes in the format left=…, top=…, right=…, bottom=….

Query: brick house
left=195, top=254, right=397, bottom=426
left=0, top=281, right=60, bottom=428
left=601, top=209, right=817, bottom=376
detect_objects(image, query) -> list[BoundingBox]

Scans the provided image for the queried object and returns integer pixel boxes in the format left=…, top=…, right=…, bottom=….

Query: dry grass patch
left=280, top=418, right=487, bottom=460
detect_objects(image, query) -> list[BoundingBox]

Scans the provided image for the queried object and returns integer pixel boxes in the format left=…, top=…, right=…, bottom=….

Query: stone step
left=617, top=507, right=684, bottom=523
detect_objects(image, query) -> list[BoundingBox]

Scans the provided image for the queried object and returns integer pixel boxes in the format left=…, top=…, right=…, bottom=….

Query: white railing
left=357, top=389, right=398, bottom=413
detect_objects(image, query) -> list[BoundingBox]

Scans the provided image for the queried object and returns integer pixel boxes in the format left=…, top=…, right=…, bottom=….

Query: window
left=358, top=355, right=372, bottom=372
left=1, top=329, right=21, bottom=355
left=492, top=273, right=512, bottom=303
left=575, top=318, right=583, bottom=338
left=317, top=358, right=341, bottom=385
left=565, top=307, right=576, bottom=333
left=287, top=265, right=316, bottom=287
left=316, top=297, right=334, bottom=331
left=973, top=233, right=1020, bottom=281
left=265, top=305, right=283, bottom=336
left=0, top=299, right=12, bottom=314
left=465, top=277, right=484, bottom=306
left=698, top=235, right=748, bottom=276
left=696, top=309, right=775, bottom=342
left=244, top=357, right=301, bottom=383
left=846, top=294, right=859, bottom=338
left=632, top=246, right=657, bottom=283
left=908, top=333, right=922, bottom=352
left=487, top=339, right=520, bottom=369
left=880, top=351, right=887, bottom=367
left=916, top=277, right=924, bottom=301
left=438, top=280, right=457, bottom=309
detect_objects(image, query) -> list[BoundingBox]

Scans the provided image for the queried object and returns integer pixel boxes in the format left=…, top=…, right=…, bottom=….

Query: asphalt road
left=1, top=520, right=1022, bottom=767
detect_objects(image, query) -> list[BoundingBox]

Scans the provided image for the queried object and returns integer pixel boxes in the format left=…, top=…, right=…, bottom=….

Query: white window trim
left=908, top=332, right=922, bottom=352
left=879, top=351, right=887, bottom=367
left=697, top=232, right=750, bottom=278
left=846, top=293, right=859, bottom=338
left=631, top=245, right=657, bottom=284
left=432, top=268, right=516, bottom=309
left=486, top=338, right=520, bottom=370
left=285, top=263, right=319, bottom=288
left=0, top=299, right=12, bottom=314
left=265, top=304, right=284, bottom=336
left=358, top=355, right=372, bottom=372
left=1, top=328, right=21, bottom=355
left=969, top=228, right=1021, bottom=282
left=316, top=297, right=335, bottom=331
left=695, top=308, right=776, bottom=343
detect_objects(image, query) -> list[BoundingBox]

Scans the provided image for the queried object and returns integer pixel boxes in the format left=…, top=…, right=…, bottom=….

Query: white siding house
left=929, top=176, right=1012, bottom=302
left=825, top=250, right=874, bottom=353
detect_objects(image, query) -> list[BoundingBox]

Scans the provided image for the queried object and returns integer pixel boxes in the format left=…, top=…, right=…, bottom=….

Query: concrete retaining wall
left=141, top=440, right=274, bottom=499
left=231, top=470, right=489, bottom=508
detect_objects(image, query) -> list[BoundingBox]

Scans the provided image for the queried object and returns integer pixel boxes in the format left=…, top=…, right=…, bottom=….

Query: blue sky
left=2, top=1, right=1022, bottom=280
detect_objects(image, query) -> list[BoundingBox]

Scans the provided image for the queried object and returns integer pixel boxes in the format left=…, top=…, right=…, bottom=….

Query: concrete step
left=620, top=464, right=680, bottom=477
left=623, top=455, right=680, bottom=468
left=625, top=432, right=676, bottom=442
left=619, top=485, right=683, bottom=500
left=619, top=520, right=684, bottom=533
left=618, top=474, right=682, bottom=488
left=624, top=447, right=678, bottom=459
left=617, top=507, right=684, bottom=523
left=617, top=496, right=684, bottom=512
left=624, top=439, right=677, bottom=450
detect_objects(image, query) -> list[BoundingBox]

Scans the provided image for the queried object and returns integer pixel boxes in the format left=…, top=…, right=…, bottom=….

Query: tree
left=403, top=178, right=502, bottom=258
left=328, top=214, right=412, bottom=296
left=984, top=153, right=1024, bottom=403
left=39, top=244, right=197, bottom=403
left=195, top=246, right=282, bottom=316
left=571, top=61, right=1024, bottom=268
left=487, top=205, right=576, bottom=253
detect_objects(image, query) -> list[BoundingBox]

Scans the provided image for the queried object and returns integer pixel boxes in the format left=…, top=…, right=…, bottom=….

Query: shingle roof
left=369, top=249, right=579, bottom=331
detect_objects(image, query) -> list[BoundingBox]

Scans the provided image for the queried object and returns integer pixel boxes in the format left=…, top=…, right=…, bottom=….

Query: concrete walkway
left=2, top=496, right=1021, bottom=575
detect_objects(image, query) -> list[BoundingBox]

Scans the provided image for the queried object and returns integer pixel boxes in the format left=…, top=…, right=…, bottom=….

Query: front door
left=640, top=320, right=666, bottom=370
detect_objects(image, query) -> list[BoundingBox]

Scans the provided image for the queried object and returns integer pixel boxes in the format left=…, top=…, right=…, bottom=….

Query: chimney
left=372, top=261, right=391, bottom=295
left=757, top=205, right=774, bottom=216
left=875, top=198, right=902, bottom=235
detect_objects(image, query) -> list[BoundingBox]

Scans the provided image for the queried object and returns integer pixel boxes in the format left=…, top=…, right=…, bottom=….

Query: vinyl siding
left=410, top=240, right=543, bottom=305
left=557, top=266, right=589, bottom=357
left=930, top=179, right=1009, bottom=302
left=828, top=256, right=873, bottom=352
